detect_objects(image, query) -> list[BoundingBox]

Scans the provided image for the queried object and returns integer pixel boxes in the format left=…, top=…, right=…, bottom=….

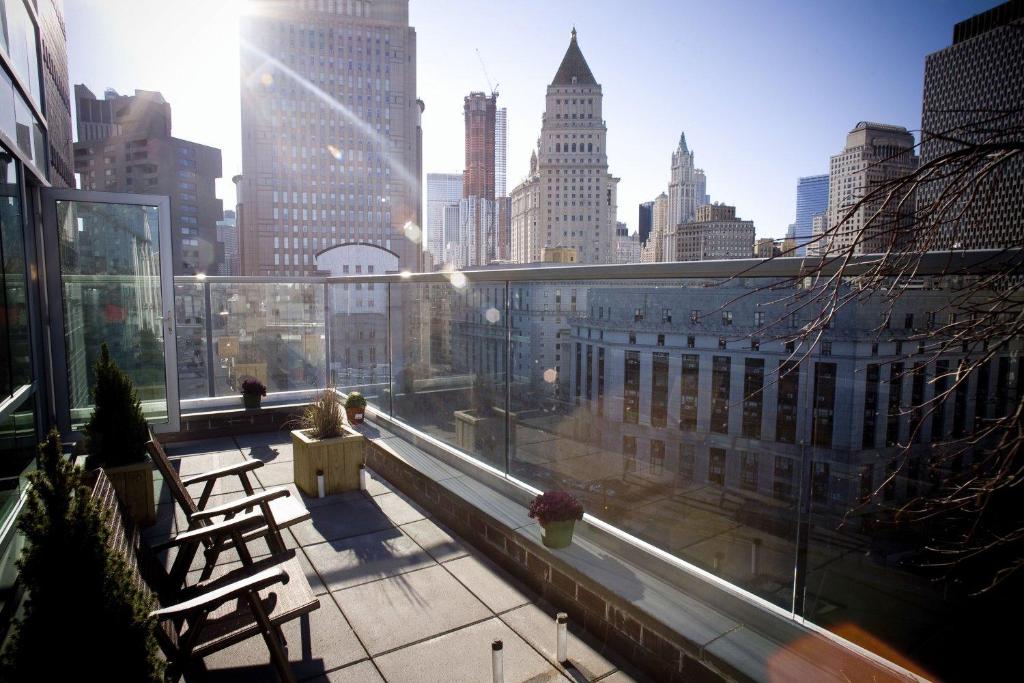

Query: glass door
left=41, top=190, right=179, bottom=434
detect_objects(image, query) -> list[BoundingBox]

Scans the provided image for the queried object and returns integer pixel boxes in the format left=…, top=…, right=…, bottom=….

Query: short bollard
left=556, top=612, right=568, bottom=663
left=491, top=639, right=504, bottom=683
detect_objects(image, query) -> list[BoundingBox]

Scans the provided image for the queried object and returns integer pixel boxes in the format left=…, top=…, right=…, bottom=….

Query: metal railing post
left=323, top=282, right=331, bottom=388
left=386, top=282, right=394, bottom=417
left=504, top=281, right=512, bottom=477
left=203, top=282, right=216, bottom=398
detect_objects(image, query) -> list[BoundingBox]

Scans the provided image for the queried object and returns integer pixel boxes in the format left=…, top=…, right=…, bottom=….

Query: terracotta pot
left=243, top=393, right=262, bottom=410
left=346, top=405, right=365, bottom=424
left=540, top=519, right=576, bottom=549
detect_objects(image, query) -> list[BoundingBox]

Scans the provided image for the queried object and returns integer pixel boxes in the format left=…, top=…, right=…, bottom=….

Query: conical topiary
left=83, top=343, right=150, bottom=468
left=0, top=429, right=164, bottom=681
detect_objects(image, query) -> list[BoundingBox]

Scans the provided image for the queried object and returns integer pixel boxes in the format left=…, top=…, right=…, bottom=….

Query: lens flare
left=543, top=368, right=557, bottom=383
left=447, top=271, right=467, bottom=289
left=403, top=221, right=422, bottom=244
left=326, top=144, right=342, bottom=160
left=259, top=72, right=274, bottom=86
left=485, top=307, right=500, bottom=324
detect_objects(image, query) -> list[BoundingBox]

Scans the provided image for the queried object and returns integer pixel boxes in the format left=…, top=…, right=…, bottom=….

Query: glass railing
left=173, top=250, right=1021, bottom=678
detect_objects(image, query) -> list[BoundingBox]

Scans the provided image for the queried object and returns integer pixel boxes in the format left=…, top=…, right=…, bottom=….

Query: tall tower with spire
left=510, top=28, right=619, bottom=264
left=667, top=131, right=709, bottom=228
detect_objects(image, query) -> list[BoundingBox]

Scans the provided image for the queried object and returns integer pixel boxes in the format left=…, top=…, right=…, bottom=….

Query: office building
left=667, top=131, right=709, bottom=228
left=510, top=29, right=619, bottom=265
left=818, top=122, right=918, bottom=256
left=217, top=210, right=239, bottom=275
left=793, top=175, right=828, bottom=256
left=640, top=192, right=668, bottom=263
left=665, top=203, right=755, bottom=262
left=238, top=0, right=421, bottom=275
left=426, top=172, right=462, bottom=266
left=638, top=200, right=653, bottom=245
left=918, top=1, right=1024, bottom=249
left=73, top=86, right=224, bottom=275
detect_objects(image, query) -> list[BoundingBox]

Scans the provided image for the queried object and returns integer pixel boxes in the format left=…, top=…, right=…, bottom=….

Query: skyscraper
left=638, top=200, right=653, bottom=245
left=39, top=0, right=74, bottom=188
left=818, top=122, right=918, bottom=256
left=238, top=0, right=420, bottom=275
left=918, top=1, right=1024, bottom=249
left=73, top=86, right=224, bottom=275
left=640, top=192, right=668, bottom=263
left=667, top=131, right=709, bottom=228
left=426, top=172, right=462, bottom=266
left=495, top=106, right=507, bottom=198
left=458, top=91, right=501, bottom=267
left=510, top=29, right=619, bottom=264
left=793, top=175, right=828, bottom=256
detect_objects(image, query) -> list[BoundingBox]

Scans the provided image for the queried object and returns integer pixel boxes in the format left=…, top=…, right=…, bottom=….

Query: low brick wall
left=365, top=441, right=726, bottom=683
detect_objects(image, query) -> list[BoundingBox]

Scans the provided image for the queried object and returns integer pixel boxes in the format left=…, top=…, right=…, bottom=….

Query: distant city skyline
left=65, top=0, right=1002, bottom=240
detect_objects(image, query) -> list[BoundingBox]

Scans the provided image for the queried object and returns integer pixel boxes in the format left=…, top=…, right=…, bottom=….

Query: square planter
left=292, top=427, right=365, bottom=497
left=103, top=458, right=156, bottom=527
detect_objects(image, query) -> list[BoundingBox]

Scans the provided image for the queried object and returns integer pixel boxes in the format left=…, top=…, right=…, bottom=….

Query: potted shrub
left=241, top=377, right=267, bottom=410
left=0, top=430, right=163, bottom=681
left=83, top=344, right=155, bottom=526
left=344, top=391, right=367, bottom=424
left=529, top=490, right=584, bottom=549
left=291, top=390, right=365, bottom=497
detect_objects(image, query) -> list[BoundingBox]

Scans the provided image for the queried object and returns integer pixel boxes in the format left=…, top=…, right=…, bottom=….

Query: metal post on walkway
left=491, top=639, right=504, bottom=683
left=556, top=612, right=568, bottom=663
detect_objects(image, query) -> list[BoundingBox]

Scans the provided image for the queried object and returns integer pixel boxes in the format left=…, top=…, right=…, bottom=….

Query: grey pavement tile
left=202, top=597, right=366, bottom=681
left=444, top=553, right=534, bottom=614
left=335, top=565, right=490, bottom=655
left=372, top=491, right=429, bottom=526
left=363, top=468, right=394, bottom=497
left=254, top=461, right=297, bottom=488
left=399, top=518, right=470, bottom=564
left=279, top=482, right=369, bottom=510
left=235, top=431, right=295, bottom=463
left=143, top=502, right=178, bottom=543
left=309, top=660, right=384, bottom=683
left=372, top=617, right=569, bottom=683
left=290, top=496, right=395, bottom=547
left=502, top=602, right=618, bottom=681
left=295, top=547, right=329, bottom=596
left=303, top=527, right=435, bottom=592
left=164, top=437, right=240, bottom=458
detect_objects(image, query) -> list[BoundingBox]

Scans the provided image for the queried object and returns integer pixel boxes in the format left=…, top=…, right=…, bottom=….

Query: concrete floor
left=151, top=432, right=652, bottom=683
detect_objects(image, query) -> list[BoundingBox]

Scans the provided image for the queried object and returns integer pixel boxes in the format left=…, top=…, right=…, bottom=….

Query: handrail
left=175, top=248, right=1022, bottom=285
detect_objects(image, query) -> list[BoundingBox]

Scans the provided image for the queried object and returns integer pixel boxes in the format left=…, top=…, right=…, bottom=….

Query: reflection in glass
left=57, top=200, right=167, bottom=426
left=0, top=153, right=29, bottom=397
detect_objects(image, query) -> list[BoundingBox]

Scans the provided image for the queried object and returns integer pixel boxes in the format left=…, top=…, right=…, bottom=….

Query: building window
left=657, top=334, right=665, bottom=347
left=687, top=335, right=695, bottom=349
left=812, top=363, right=837, bottom=448
left=650, top=440, right=665, bottom=476
left=651, top=353, right=669, bottom=428
left=718, top=336, right=727, bottom=350
left=821, top=341, right=832, bottom=356
left=811, top=462, right=830, bottom=503
left=742, top=358, right=764, bottom=439
left=680, top=354, right=699, bottom=432
left=711, top=356, right=731, bottom=434
left=722, top=311, right=733, bottom=326
left=623, top=351, right=640, bottom=424
left=623, top=436, right=637, bottom=473
left=740, top=453, right=758, bottom=492
left=709, top=448, right=726, bottom=486
left=776, top=361, right=800, bottom=444
left=678, top=444, right=695, bottom=482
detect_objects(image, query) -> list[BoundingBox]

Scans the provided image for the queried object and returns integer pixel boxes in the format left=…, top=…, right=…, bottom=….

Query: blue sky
left=66, top=0, right=1001, bottom=239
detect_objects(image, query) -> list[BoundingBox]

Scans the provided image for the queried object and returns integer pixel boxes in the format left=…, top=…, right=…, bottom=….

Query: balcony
left=151, top=250, right=1022, bottom=681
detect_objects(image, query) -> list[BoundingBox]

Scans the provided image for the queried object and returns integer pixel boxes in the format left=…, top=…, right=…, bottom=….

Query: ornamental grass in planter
left=529, top=490, right=584, bottom=549
left=240, top=377, right=267, bottom=410
left=83, top=343, right=155, bottom=526
left=291, top=390, right=365, bottom=497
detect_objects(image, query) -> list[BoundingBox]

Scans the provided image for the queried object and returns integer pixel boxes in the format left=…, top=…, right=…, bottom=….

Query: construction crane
left=475, top=48, right=499, bottom=98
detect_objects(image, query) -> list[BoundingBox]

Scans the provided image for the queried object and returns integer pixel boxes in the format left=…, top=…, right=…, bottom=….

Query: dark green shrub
left=83, top=343, right=149, bottom=468
left=0, top=429, right=163, bottom=681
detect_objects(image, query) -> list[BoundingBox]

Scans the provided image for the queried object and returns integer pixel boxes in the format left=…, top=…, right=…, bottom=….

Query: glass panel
left=174, top=281, right=208, bottom=399
left=0, top=153, right=29, bottom=397
left=210, top=282, right=324, bottom=398
left=391, top=280, right=507, bottom=471
left=56, top=200, right=168, bottom=427
left=0, top=396, right=34, bottom=524
left=0, top=0, right=42, bottom=105
left=326, top=281, right=389, bottom=408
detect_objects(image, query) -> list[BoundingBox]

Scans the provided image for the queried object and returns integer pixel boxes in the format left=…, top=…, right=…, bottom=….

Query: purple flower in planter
left=528, top=491, right=584, bottom=526
left=240, top=378, right=267, bottom=397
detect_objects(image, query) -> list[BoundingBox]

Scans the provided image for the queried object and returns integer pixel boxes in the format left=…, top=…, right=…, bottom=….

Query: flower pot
left=540, top=519, right=576, bottom=549
left=243, top=393, right=262, bottom=410
left=291, top=428, right=365, bottom=497
left=346, top=405, right=364, bottom=424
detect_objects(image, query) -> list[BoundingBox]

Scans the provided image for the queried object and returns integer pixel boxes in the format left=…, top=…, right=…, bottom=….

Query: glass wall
left=56, top=200, right=168, bottom=426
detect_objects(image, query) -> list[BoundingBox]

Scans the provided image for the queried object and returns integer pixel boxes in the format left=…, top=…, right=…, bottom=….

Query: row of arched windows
left=554, top=142, right=594, bottom=153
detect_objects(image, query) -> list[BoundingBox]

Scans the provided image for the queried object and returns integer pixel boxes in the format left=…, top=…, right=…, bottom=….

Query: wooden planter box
left=292, top=427, right=365, bottom=497
left=103, top=458, right=156, bottom=527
